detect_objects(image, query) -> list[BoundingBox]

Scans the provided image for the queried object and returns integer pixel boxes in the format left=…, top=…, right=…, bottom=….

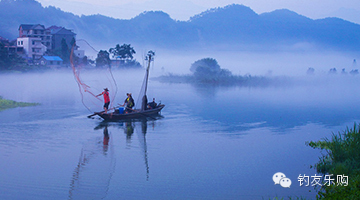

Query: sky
left=36, top=0, right=360, bottom=23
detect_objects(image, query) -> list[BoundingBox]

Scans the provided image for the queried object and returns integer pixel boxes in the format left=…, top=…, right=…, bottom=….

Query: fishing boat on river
left=93, top=104, right=165, bottom=120
left=91, top=51, right=165, bottom=121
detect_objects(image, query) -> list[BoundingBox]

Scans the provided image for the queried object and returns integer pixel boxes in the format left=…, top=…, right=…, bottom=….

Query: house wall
left=52, top=33, right=75, bottom=51
left=19, top=25, right=51, bottom=51
left=17, top=37, right=47, bottom=60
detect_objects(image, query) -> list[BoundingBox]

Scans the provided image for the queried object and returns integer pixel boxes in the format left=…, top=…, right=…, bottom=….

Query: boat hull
left=95, top=104, right=165, bottom=121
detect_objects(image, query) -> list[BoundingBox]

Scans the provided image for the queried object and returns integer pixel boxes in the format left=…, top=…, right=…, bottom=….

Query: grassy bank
left=306, top=124, right=360, bottom=199
left=0, top=96, right=40, bottom=111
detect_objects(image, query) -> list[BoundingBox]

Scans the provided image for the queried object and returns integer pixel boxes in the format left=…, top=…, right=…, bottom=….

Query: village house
left=17, top=24, right=77, bottom=65
left=39, top=56, right=63, bottom=68
left=18, top=24, right=51, bottom=50
left=46, top=26, right=76, bottom=51
left=0, top=36, right=25, bottom=58
left=17, top=36, right=47, bottom=61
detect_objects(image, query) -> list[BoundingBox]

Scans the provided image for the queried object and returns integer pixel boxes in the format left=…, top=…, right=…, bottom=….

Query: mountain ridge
left=1, top=0, right=359, bottom=51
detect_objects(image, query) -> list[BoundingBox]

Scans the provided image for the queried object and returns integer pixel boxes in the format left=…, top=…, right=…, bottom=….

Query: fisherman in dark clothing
left=120, top=93, right=135, bottom=113
left=147, top=98, right=157, bottom=109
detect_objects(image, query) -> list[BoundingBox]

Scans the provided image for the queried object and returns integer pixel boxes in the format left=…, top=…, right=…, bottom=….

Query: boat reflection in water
left=68, top=124, right=115, bottom=200
left=68, top=117, right=161, bottom=199
left=114, top=117, right=161, bottom=180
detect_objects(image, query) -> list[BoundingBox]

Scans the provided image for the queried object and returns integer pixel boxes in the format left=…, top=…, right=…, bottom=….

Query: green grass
left=0, top=96, right=40, bottom=111
left=306, top=123, right=360, bottom=199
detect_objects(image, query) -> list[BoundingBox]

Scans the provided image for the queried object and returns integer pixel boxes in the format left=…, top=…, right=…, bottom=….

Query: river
left=0, top=65, right=359, bottom=199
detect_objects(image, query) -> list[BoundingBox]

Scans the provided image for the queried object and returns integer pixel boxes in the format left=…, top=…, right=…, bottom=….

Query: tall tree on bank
left=60, top=38, right=70, bottom=63
left=109, top=44, right=136, bottom=61
left=0, top=42, right=9, bottom=70
left=190, top=58, right=232, bottom=82
left=95, top=50, right=111, bottom=67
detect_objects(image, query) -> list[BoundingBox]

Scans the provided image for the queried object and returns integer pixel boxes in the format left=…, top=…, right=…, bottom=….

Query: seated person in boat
left=120, top=93, right=135, bottom=113
left=147, top=98, right=157, bottom=109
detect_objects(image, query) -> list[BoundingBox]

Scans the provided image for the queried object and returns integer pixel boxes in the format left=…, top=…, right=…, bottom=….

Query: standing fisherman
left=97, top=88, right=110, bottom=113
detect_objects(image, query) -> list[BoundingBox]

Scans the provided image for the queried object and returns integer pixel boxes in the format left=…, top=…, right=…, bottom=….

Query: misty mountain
left=1, top=0, right=360, bottom=51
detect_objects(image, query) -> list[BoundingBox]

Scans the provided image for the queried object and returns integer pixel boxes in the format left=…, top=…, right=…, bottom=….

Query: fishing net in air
left=70, top=40, right=118, bottom=113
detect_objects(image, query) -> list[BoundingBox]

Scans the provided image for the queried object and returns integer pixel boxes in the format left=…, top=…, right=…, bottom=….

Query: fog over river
left=1, top=51, right=360, bottom=199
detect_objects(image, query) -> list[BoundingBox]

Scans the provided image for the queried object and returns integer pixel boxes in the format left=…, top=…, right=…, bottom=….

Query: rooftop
left=42, top=56, right=63, bottom=61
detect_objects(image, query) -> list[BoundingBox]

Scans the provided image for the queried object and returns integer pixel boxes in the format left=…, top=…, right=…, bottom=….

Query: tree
left=95, top=50, right=111, bottom=67
left=109, top=44, right=136, bottom=61
left=0, top=41, right=27, bottom=71
left=60, top=38, right=70, bottom=63
left=0, top=42, right=9, bottom=70
left=190, top=58, right=232, bottom=82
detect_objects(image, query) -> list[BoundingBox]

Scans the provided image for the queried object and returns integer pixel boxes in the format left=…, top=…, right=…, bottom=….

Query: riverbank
left=0, top=96, right=40, bottom=111
left=307, top=124, right=360, bottom=199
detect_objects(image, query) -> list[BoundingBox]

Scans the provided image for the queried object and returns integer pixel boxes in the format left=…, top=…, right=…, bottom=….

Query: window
left=32, top=48, right=40, bottom=53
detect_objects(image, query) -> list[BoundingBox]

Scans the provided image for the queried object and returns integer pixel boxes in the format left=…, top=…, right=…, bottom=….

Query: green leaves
left=109, top=44, right=136, bottom=60
left=307, top=123, right=360, bottom=199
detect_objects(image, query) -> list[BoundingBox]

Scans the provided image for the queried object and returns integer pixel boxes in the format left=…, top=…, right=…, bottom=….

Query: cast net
left=70, top=40, right=118, bottom=113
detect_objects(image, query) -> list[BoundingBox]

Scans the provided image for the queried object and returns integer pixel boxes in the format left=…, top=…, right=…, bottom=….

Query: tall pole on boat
left=141, top=50, right=155, bottom=111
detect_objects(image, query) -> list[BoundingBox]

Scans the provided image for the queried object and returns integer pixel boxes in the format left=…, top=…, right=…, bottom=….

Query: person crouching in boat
left=120, top=93, right=135, bottom=113
left=96, top=88, right=110, bottom=113
left=147, top=98, right=157, bottom=109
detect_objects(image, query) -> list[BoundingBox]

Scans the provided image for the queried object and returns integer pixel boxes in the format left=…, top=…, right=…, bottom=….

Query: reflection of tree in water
left=68, top=125, right=115, bottom=200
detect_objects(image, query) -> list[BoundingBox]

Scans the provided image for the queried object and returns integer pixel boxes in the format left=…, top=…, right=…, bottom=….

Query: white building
left=17, top=37, right=47, bottom=61
left=19, top=24, right=51, bottom=51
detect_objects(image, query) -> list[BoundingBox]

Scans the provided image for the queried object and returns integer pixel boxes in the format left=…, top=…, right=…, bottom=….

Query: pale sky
left=37, top=0, right=360, bottom=23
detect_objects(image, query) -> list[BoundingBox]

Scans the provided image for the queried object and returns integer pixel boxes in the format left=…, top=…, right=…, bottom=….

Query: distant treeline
left=156, top=58, right=289, bottom=87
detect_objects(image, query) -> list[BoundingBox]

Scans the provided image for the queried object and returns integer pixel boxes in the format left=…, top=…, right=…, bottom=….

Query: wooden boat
left=95, top=104, right=165, bottom=120
left=93, top=50, right=165, bottom=121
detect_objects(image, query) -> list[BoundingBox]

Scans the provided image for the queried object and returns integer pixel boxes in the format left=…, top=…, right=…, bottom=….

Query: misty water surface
left=1, top=52, right=360, bottom=199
